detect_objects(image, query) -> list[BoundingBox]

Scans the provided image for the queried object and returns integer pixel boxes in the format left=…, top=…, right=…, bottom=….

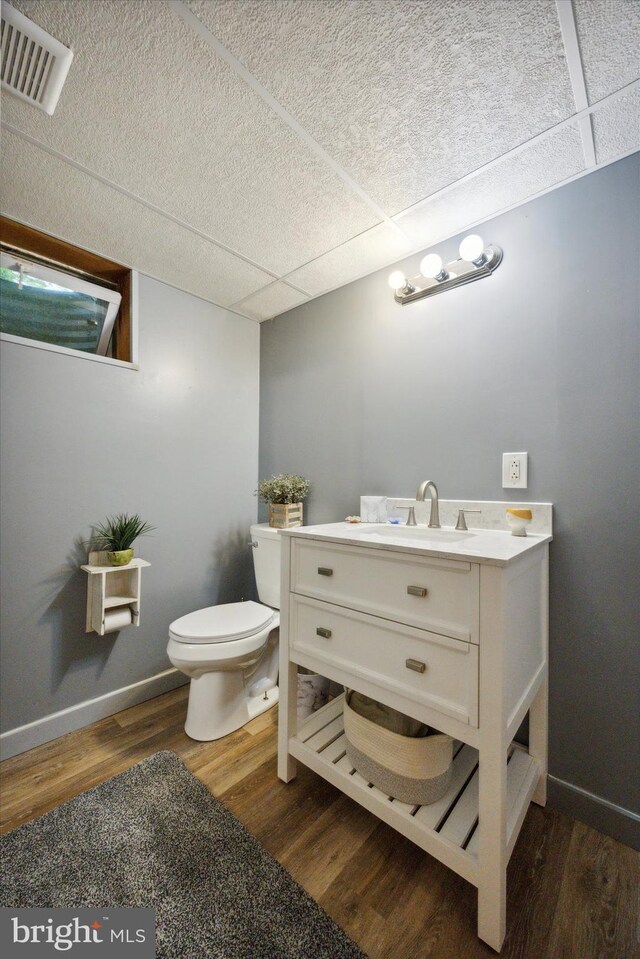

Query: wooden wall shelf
left=81, top=552, right=150, bottom=635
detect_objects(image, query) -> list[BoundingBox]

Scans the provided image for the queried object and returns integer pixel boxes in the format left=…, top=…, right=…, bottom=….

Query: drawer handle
left=316, top=627, right=332, bottom=639
left=407, top=585, right=428, bottom=597
left=318, top=567, right=333, bottom=577
left=406, top=658, right=426, bottom=673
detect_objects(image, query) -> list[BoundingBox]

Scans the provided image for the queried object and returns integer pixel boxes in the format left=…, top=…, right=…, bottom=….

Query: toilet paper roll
left=103, top=607, right=133, bottom=632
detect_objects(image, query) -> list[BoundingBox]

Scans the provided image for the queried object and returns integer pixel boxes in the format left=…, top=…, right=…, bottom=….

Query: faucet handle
left=394, top=505, right=417, bottom=526
left=455, top=508, right=481, bottom=531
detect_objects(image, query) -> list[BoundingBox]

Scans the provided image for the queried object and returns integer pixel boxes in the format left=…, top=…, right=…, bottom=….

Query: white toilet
left=167, top=523, right=281, bottom=741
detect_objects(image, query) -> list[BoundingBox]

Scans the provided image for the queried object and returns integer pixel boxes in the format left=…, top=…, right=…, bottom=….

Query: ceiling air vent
left=1, top=2, right=73, bottom=115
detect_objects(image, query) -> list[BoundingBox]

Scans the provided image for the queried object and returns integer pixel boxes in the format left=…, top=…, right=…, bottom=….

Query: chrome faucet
left=416, top=480, right=440, bottom=528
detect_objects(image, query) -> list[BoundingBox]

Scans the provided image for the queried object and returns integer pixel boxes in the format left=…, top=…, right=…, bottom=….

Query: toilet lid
left=169, top=601, right=274, bottom=644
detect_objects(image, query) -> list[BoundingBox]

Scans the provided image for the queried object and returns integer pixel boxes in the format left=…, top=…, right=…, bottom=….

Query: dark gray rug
left=0, top=751, right=366, bottom=959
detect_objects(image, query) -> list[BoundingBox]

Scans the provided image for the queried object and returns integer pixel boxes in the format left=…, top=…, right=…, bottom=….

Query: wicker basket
left=343, top=692, right=453, bottom=805
left=268, top=502, right=303, bottom=528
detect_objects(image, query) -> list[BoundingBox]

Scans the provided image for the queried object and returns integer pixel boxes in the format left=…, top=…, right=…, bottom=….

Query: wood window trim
left=0, top=216, right=132, bottom=362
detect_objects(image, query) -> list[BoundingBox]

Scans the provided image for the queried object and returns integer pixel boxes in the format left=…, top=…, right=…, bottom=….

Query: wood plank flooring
left=1, top=686, right=638, bottom=959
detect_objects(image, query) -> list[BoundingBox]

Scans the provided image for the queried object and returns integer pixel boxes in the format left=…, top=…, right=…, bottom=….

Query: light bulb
left=420, top=253, right=448, bottom=281
left=459, top=234, right=485, bottom=263
left=388, top=270, right=407, bottom=291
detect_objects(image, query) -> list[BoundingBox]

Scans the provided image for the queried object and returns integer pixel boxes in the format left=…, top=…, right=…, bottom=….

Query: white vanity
left=277, top=520, right=551, bottom=952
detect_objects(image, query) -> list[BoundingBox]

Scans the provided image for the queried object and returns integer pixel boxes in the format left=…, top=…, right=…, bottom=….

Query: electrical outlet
left=502, top=452, right=528, bottom=488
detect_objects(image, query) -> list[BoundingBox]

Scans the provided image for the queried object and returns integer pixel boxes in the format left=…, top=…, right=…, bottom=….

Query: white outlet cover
left=502, top=452, right=528, bottom=488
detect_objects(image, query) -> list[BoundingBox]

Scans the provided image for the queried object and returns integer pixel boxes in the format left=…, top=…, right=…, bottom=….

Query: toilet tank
left=250, top=523, right=282, bottom=609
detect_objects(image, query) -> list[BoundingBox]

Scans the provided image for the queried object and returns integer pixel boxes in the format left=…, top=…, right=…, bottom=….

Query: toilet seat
left=167, top=612, right=280, bottom=673
left=169, top=600, right=274, bottom=645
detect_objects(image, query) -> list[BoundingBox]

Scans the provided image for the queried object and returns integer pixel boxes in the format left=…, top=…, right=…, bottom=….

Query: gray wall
left=260, top=154, right=640, bottom=846
left=1, top=275, right=260, bottom=733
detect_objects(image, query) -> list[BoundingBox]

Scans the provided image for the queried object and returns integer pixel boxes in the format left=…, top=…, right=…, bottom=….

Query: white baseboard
left=0, top=668, right=187, bottom=761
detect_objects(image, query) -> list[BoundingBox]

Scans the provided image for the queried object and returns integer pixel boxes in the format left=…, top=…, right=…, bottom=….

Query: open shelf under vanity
left=292, top=694, right=540, bottom=887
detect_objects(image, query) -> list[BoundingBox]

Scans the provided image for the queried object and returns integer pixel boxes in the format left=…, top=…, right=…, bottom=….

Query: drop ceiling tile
left=1, top=0, right=379, bottom=275
left=591, top=88, right=640, bottom=165
left=286, top=223, right=413, bottom=296
left=395, top=123, right=586, bottom=247
left=0, top=130, right=272, bottom=307
left=233, top=282, right=308, bottom=322
left=187, top=0, right=575, bottom=216
left=573, top=0, right=640, bottom=104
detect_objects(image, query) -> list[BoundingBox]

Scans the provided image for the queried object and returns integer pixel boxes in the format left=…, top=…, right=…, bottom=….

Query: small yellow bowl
left=506, top=508, right=532, bottom=520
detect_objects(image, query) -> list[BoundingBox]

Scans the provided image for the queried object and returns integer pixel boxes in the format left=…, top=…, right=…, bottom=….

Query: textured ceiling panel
left=1, top=0, right=380, bottom=275
left=0, top=130, right=271, bottom=308
left=1, top=0, right=636, bottom=323
left=573, top=0, right=640, bottom=104
left=233, top=282, right=308, bottom=322
left=395, top=123, right=586, bottom=248
left=187, top=0, right=575, bottom=216
left=591, top=88, right=640, bottom=166
left=286, top=222, right=413, bottom=297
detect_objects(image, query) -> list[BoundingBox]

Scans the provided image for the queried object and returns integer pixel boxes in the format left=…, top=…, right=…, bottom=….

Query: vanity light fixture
left=390, top=234, right=503, bottom=305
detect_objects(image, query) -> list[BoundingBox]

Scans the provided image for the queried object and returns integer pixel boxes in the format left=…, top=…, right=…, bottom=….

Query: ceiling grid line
left=0, top=118, right=356, bottom=310
left=231, top=275, right=310, bottom=309
left=1, top=0, right=637, bottom=320
left=225, top=78, right=639, bottom=311
left=0, top=121, right=281, bottom=281
left=227, top=143, right=640, bottom=313
left=166, top=0, right=411, bottom=244
left=3, top=71, right=636, bottom=317
left=257, top=86, right=639, bottom=296
left=391, top=80, right=638, bottom=226
left=555, top=0, right=597, bottom=167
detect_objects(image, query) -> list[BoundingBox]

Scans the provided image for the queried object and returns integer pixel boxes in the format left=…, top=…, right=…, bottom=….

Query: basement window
left=0, top=217, right=135, bottom=365
left=0, top=252, right=121, bottom=355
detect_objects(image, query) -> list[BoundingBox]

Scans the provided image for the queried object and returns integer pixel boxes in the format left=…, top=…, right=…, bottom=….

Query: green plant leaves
left=91, top=513, right=155, bottom=551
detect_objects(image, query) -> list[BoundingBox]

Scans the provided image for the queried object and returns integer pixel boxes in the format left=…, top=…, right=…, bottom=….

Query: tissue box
left=359, top=496, right=387, bottom=523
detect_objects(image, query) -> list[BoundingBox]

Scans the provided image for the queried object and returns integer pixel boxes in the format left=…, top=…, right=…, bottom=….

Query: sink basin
left=356, top=525, right=475, bottom=542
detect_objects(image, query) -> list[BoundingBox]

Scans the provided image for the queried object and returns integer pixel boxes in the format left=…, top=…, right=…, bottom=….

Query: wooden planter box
left=269, top=502, right=303, bottom=528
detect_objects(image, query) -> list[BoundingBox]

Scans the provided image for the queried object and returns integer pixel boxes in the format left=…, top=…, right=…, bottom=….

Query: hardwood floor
left=1, top=686, right=638, bottom=959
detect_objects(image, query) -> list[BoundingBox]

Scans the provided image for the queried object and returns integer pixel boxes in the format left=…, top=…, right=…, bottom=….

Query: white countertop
left=281, top=522, right=552, bottom=567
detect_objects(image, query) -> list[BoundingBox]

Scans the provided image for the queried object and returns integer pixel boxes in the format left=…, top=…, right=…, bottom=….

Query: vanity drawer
left=290, top=596, right=478, bottom=727
left=290, top=539, right=479, bottom=644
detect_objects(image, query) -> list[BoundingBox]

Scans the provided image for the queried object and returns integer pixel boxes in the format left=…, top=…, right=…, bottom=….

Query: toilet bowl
left=167, top=524, right=282, bottom=741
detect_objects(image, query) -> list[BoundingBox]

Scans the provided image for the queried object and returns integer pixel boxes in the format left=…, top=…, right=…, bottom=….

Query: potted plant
left=90, top=513, right=155, bottom=566
left=258, top=474, right=310, bottom=529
